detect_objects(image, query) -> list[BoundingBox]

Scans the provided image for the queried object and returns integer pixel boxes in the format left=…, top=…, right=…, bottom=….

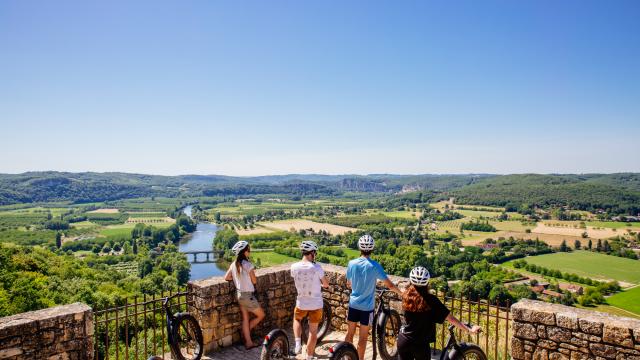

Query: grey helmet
left=300, top=240, right=319, bottom=252
left=232, top=241, right=249, bottom=256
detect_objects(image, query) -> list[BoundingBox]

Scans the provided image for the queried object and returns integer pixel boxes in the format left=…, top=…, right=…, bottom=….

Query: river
left=179, top=206, right=227, bottom=280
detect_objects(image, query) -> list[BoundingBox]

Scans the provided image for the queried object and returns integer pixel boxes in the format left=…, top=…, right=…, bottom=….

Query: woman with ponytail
left=224, top=240, right=265, bottom=349
left=398, top=267, right=481, bottom=360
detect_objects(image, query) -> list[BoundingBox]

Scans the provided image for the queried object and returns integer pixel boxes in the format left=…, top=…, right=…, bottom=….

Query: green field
left=251, top=251, right=297, bottom=267
left=607, top=286, right=640, bottom=315
left=99, top=222, right=174, bottom=238
left=586, top=221, right=640, bottom=229
left=518, top=251, right=640, bottom=285
left=575, top=303, right=640, bottom=319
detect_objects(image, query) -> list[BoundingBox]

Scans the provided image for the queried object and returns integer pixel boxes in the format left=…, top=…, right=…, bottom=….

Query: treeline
left=452, top=174, right=640, bottom=215
left=512, top=260, right=621, bottom=291
left=318, top=214, right=416, bottom=228
left=460, top=220, right=497, bottom=232
left=202, top=183, right=338, bottom=197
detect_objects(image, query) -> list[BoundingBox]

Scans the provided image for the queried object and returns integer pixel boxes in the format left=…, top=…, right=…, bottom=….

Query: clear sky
left=1, top=1, right=639, bottom=176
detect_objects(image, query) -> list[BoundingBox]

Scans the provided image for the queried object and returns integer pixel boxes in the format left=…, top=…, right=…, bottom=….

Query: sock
left=294, top=338, right=302, bottom=353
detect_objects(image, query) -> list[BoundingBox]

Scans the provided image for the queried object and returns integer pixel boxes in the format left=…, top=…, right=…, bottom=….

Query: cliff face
left=337, top=178, right=388, bottom=192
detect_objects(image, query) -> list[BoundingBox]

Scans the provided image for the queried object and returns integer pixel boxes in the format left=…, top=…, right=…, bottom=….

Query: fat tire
left=330, top=344, right=359, bottom=360
left=302, top=299, right=332, bottom=343
left=170, top=313, right=203, bottom=360
left=376, top=309, right=401, bottom=360
left=260, top=330, right=290, bottom=360
left=451, top=343, right=488, bottom=360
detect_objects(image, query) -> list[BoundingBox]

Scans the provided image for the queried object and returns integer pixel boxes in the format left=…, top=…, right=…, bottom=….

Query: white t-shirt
left=230, top=260, right=255, bottom=292
left=290, top=260, right=325, bottom=310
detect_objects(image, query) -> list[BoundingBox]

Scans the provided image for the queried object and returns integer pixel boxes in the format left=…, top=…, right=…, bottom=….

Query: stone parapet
left=511, top=299, right=640, bottom=360
left=188, top=263, right=298, bottom=353
left=187, top=262, right=409, bottom=353
left=0, top=302, right=93, bottom=360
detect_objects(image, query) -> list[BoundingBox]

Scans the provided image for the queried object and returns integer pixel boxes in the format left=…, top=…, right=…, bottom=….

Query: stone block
left=548, top=326, right=572, bottom=343
left=0, top=348, right=23, bottom=358
left=549, top=352, right=569, bottom=360
left=533, top=347, right=549, bottom=360
left=557, top=312, right=579, bottom=330
left=590, top=343, right=617, bottom=359
left=580, top=319, right=604, bottom=336
left=516, top=323, right=539, bottom=341
left=570, top=351, right=590, bottom=360
left=513, top=338, right=526, bottom=359
left=538, top=325, right=548, bottom=339
left=539, top=340, right=559, bottom=350
left=574, top=332, right=602, bottom=343
left=603, top=324, right=634, bottom=348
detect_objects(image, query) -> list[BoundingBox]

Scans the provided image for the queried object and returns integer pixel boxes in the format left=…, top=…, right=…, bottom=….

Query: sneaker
left=294, top=344, right=302, bottom=355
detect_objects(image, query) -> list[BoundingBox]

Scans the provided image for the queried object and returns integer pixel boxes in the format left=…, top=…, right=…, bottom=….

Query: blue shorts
left=347, top=307, right=374, bottom=326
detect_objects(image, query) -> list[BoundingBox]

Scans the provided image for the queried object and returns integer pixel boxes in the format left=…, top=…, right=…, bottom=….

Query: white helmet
left=358, top=234, right=375, bottom=251
left=232, top=241, right=249, bottom=256
left=300, top=240, right=319, bottom=252
left=409, top=267, right=430, bottom=286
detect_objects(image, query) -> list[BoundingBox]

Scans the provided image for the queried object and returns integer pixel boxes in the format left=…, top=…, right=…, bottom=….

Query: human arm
left=382, top=278, right=404, bottom=297
left=320, top=276, right=329, bottom=289
left=224, top=266, right=233, bottom=281
left=446, top=314, right=481, bottom=334
left=249, top=269, right=258, bottom=286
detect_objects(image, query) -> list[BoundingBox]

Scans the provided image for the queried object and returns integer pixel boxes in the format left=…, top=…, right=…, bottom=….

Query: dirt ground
left=533, top=223, right=630, bottom=239
left=258, top=219, right=358, bottom=235
left=87, top=208, right=119, bottom=213
left=235, top=225, right=274, bottom=236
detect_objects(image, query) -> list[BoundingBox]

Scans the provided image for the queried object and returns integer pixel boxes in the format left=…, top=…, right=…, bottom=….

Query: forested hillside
left=1, top=172, right=639, bottom=215
left=452, top=174, right=640, bottom=215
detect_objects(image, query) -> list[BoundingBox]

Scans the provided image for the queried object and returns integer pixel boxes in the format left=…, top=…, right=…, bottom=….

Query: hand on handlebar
left=468, top=325, right=482, bottom=334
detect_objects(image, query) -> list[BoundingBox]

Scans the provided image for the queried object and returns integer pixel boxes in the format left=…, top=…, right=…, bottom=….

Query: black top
left=401, top=293, right=450, bottom=342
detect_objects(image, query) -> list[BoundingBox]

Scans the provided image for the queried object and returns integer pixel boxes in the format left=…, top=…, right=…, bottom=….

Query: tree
left=596, top=239, right=602, bottom=252
left=560, top=240, right=568, bottom=252
left=574, top=240, right=581, bottom=250
left=133, top=239, right=138, bottom=255
left=55, top=232, right=62, bottom=249
left=489, top=285, right=513, bottom=305
left=588, top=239, right=593, bottom=250
left=603, top=240, right=611, bottom=253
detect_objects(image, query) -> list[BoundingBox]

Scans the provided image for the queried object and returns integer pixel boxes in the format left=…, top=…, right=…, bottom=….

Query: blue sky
left=1, top=1, right=639, bottom=175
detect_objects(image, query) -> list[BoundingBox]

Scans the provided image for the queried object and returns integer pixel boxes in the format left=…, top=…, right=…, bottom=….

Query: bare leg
left=306, top=322, right=319, bottom=358
left=357, top=325, right=370, bottom=360
left=293, top=318, right=302, bottom=339
left=240, top=307, right=255, bottom=347
left=345, top=321, right=357, bottom=344
left=249, top=307, right=265, bottom=330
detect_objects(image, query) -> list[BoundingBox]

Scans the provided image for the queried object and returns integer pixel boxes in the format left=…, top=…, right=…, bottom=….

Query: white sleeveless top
left=230, top=260, right=255, bottom=292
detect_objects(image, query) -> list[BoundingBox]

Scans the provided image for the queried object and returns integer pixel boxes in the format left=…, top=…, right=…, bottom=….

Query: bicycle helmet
left=231, top=241, right=249, bottom=256
left=299, top=240, right=319, bottom=252
left=409, top=266, right=430, bottom=286
left=358, top=234, right=375, bottom=251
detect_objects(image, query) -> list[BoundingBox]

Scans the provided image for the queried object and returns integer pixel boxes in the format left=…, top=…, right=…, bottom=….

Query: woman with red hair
left=398, top=267, right=481, bottom=360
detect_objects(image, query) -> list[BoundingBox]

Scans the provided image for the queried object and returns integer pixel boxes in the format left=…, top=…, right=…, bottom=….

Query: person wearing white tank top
left=224, top=241, right=265, bottom=350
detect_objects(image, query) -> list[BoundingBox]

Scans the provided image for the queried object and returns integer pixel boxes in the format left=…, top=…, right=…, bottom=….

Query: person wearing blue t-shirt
left=345, top=234, right=403, bottom=360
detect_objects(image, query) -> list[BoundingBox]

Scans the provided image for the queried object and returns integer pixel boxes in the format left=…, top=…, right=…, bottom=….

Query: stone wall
left=322, top=264, right=407, bottom=332
left=0, top=303, right=93, bottom=360
left=511, top=299, right=640, bottom=360
left=187, top=262, right=409, bottom=353
left=188, top=263, right=298, bottom=353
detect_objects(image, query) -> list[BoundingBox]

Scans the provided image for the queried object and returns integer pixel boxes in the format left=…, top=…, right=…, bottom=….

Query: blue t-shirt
left=346, top=257, right=388, bottom=311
